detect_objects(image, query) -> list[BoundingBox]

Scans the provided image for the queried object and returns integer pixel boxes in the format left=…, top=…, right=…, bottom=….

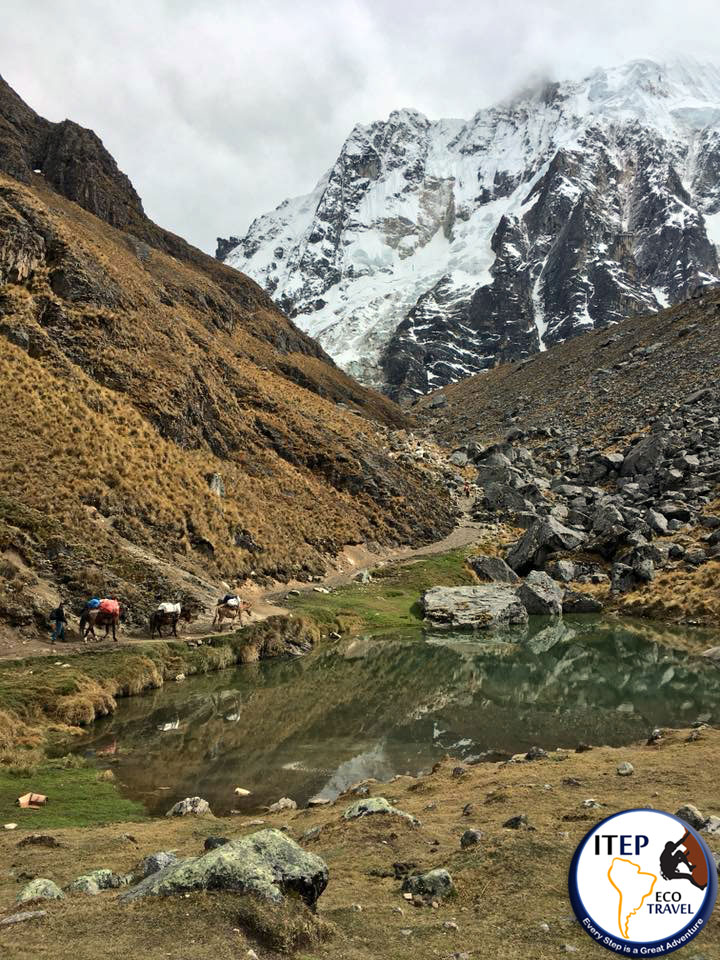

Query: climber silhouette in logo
left=660, top=831, right=708, bottom=890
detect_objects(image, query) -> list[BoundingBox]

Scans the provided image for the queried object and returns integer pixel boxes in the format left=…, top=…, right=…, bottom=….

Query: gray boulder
left=460, top=829, right=482, bottom=849
left=135, top=851, right=179, bottom=879
left=506, top=518, right=587, bottom=574
left=343, top=797, right=419, bottom=826
left=69, top=869, right=128, bottom=895
left=621, top=432, right=667, bottom=476
left=562, top=590, right=603, bottom=614
left=611, top=563, right=638, bottom=594
left=401, top=868, right=454, bottom=900
left=120, top=829, right=328, bottom=908
left=483, top=483, right=534, bottom=515
left=516, top=571, right=563, bottom=616
left=675, top=804, right=706, bottom=831
left=422, top=585, right=528, bottom=630
left=645, top=509, right=669, bottom=535
left=547, top=559, right=577, bottom=583
left=467, top=555, right=520, bottom=584
left=17, top=879, right=64, bottom=903
left=166, top=796, right=211, bottom=817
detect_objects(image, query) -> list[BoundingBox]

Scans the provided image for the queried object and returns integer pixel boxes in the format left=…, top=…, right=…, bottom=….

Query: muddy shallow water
left=69, top=616, right=720, bottom=816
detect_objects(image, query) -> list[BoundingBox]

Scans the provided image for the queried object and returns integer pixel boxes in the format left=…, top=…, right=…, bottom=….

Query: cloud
left=2, top=0, right=720, bottom=252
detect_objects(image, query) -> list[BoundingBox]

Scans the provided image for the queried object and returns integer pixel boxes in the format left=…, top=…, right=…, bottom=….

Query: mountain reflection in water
left=70, top=617, right=720, bottom=815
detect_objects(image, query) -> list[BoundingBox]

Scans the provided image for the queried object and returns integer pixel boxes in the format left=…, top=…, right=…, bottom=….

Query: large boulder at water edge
left=120, top=829, right=328, bottom=908
left=422, top=585, right=528, bottom=630
left=516, top=571, right=564, bottom=616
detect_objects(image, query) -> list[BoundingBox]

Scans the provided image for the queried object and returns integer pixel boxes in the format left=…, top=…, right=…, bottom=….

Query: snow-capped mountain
left=218, top=59, right=720, bottom=399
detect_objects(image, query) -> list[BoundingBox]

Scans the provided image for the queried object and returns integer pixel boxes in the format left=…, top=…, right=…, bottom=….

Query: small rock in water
left=616, top=761, right=634, bottom=777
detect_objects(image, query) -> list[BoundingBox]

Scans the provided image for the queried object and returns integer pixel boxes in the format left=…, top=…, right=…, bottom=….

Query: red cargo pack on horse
left=99, top=598, right=120, bottom=616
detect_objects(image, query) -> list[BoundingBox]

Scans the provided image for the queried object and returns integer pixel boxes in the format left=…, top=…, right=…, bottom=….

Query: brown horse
left=149, top=604, right=196, bottom=638
left=79, top=607, right=121, bottom=642
left=212, top=600, right=252, bottom=629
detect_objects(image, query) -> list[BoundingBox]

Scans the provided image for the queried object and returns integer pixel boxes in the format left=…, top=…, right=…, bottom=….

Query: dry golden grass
left=0, top=174, right=455, bottom=624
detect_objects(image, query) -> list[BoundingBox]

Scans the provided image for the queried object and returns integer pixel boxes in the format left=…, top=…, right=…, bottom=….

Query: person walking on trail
left=50, top=602, right=67, bottom=644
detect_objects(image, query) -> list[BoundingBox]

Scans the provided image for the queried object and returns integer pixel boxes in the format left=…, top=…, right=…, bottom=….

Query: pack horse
left=79, top=597, right=121, bottom=642
left=150, top=601, right=195, bottom=638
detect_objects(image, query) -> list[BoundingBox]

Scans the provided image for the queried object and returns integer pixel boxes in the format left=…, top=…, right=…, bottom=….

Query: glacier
left=218, top=58, right=720, bottom=399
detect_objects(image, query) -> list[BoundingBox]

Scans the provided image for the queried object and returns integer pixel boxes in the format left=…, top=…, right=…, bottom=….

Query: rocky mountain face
left=417, top=288, right=720, bottom=624
left=0, top=78, right=455, bottom=637
left=219, top=59, right=720, bottom=400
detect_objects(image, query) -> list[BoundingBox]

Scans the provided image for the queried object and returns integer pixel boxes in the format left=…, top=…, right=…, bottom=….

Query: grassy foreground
left=0, top=728, right=718, bottom=959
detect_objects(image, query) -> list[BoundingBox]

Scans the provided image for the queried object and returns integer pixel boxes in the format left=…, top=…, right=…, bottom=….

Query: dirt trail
left=0, top=497, right=487, bottom=661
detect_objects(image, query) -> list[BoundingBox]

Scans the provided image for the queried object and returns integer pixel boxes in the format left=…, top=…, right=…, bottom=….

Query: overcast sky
left=2, top=0, right=720, bottom=253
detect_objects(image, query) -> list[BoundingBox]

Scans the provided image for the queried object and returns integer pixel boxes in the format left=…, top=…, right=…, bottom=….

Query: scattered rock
left=268, top=797, right=297, bottom=813
left=120, top=829, right=328, bottom=908
left=343, top=797, right=419, bottom=826
left=506, top=518, right=586, bottom=574
left=503, top=814, right=530, bottom=830
left=401, top=869, right=454, bottom=900
left=70, top=869, right=128, bottom=895
left=616, top=761, right=634, bottom=777
left=17, top=879, right=64, bottom=903
left=675, top=804, right=706, bottom=831
left=467, top=555, right=520, bottom=584
left=165, top=796, right=211, bottom=817
left=16, top=834, right=61, bottom=848
left=203, top=836, right=230, bottom=851
left=460, top=829, right=482, bottom=849
left=0, top=910, right=48, bottom=926
left=135, top=851, right=179, bottom=879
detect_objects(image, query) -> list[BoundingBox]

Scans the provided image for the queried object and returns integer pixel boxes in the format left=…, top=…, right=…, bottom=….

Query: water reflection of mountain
left=74, top=618, right=720, bottom=815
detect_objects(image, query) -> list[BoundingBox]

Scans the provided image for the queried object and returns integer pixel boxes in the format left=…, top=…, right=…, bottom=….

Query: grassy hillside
left=0, top=173, right=455, bottom=634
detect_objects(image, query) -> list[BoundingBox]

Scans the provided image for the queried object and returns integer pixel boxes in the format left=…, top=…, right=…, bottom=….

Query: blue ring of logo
left=568, top=808, right=717, bottom=955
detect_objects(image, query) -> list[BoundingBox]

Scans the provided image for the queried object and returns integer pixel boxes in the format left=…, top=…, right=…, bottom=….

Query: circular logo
left=569, top=809, right=717, bottom=955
